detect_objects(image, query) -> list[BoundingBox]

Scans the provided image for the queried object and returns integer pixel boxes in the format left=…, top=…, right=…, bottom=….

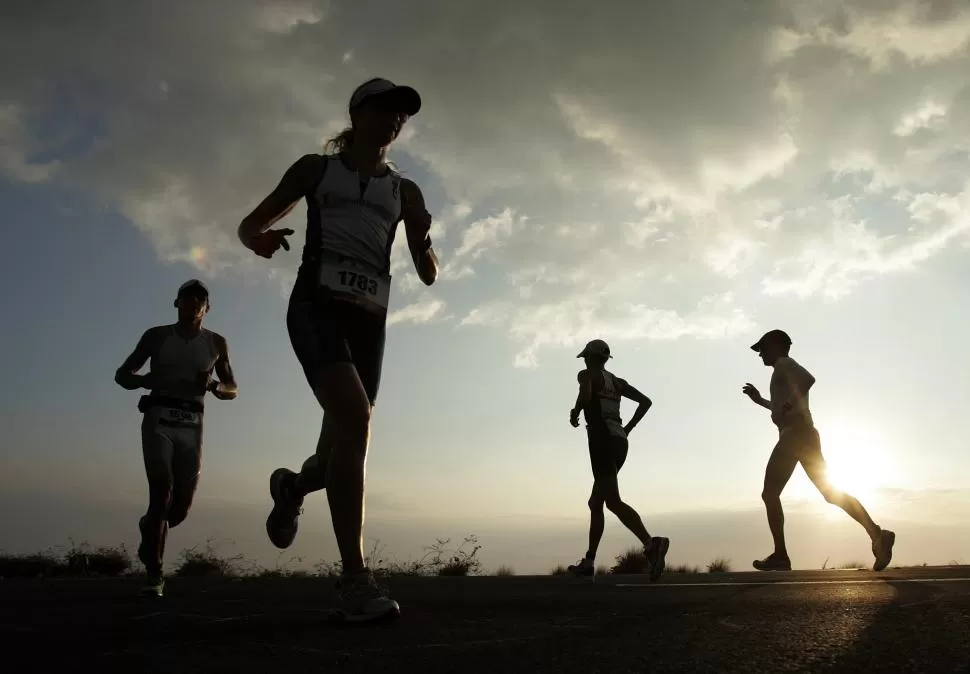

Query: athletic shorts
left=287, top=263, right=387, bottom=405
left=586, top=426, right=629, bottom=482
left=140, top=400, right=203, bottom=488
left=770, top=424, right=824, bottom=472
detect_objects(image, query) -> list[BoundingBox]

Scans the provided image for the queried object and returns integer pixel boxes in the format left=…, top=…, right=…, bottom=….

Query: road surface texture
left=2, top=567, right=968, bottom=673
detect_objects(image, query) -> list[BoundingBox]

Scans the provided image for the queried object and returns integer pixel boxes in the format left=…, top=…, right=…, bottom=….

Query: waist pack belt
left=138, top=395, right=204, bottom=427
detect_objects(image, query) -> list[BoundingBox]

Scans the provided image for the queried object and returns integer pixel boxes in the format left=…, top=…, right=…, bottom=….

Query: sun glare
left=788, top=424, right=898, bottom=514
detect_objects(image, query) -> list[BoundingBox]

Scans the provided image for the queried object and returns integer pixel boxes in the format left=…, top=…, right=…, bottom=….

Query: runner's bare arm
left=238, top=154, right=320, bottom=254
left=401, top=178, right=438, bottom=286
left=208, top=333, right=239, bottom=401
left=621, top=381, right=653, bottom=435
left=570, top=370, right=592, bottom=426
left=742, top=383, right=772, bottom=410
left=114, top=328, right=157, bottom=391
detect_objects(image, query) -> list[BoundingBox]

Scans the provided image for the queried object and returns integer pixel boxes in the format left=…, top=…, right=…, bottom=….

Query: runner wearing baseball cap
left=742, top=329, right=896, bottom=571
left=564, top=339, right=669, bottom=581
left=113, top=279, right=238, bottom=597
left=238, top=77, right=438, bottom=622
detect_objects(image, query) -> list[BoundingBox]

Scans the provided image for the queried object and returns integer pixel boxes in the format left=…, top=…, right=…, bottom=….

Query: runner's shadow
left=822, top=580, right=970, bottom=672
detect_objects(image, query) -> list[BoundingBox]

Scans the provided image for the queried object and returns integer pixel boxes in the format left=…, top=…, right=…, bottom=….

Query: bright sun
left=788, top=424, right=897, bottom=514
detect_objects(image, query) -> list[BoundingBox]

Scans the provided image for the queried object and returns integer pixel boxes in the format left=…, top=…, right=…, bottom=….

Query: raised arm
left=238, top=154, right=322, bottom=258
left=400, top=178, right=438, bottom=286
left=620, top=380, right=653, bottom=435
left=207, top=333, right=239, bottom=401
left=114, top=329, right=158, bottom=391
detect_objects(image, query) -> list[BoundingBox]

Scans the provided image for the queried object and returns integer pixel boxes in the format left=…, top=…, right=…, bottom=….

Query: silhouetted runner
left=743, top=329, right=895, bottom=572
left=238, top=78, right=438, bottom=622
left=565, top=339, right=669, bottom=581
left=114, top=279, right=238, bottom=597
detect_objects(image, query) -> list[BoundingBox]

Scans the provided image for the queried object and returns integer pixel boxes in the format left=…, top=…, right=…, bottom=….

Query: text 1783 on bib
left=319, top=260, right=391, bottom=313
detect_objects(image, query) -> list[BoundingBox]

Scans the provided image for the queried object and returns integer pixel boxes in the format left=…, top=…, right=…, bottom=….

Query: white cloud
left=895, top=100, right=948, bottom=136
left=387, top=295, right=445, bottom=327
left=4, top=0, right=970, bottom=364
left=778, top=2, right=970, bottom=70
left=763, top=183, right=970, bottom=299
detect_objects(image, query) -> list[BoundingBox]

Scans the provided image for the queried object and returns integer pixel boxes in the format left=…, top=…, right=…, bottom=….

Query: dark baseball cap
left=349, top=78, right=421, bottom=116
left=175, top=279, right=210, bottom=308
left=750, top=329, right=792, bottom=352
left=577, top=339, right=612, bottom=359
left=177, top=279, right=209, bottom=297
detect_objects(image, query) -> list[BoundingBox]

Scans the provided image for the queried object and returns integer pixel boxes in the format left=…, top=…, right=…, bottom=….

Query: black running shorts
left=286, top=266, right=387, bottom=405
left=586, top=426, right=629, bottom=482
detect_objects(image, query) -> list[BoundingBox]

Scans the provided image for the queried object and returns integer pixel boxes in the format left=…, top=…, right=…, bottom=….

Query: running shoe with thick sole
left=266, top=468, right=304, bottom=549
left=140, top=574, right=165, bottom=598
left=647, top=537, right=670, bottom=582
left=567, top=557, right=595, bottom=577
left=872, top=529, right=896, bottom=571
left=753, top=553, right=792, bottom=571
left=334, top=570, right=401, bottom=623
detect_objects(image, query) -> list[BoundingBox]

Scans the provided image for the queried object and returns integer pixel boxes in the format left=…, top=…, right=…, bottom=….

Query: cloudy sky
left=2, top=0, right=970, bottom=574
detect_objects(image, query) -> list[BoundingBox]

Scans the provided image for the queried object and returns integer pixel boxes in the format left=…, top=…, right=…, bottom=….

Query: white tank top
left=150, top=327, right=219, bottom=404
left=303, top=154, right=403, bottom=273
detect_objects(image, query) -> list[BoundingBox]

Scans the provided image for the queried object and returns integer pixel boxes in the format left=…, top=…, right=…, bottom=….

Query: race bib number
left=161, top=407, right=201, bottom=426
left=318, top=260, right=391, bottom=311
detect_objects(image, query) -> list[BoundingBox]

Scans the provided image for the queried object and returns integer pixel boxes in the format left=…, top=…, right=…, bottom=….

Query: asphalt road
left=2, top=567, right=968, bottom=673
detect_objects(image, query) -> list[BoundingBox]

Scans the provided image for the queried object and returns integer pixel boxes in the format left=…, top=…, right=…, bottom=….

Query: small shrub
left=315, top=534, right=484, bottom=578
left=424, top=535, right=482, bottom=577
left=669, top=563, right=701, bottom=574
left=550, top=564, right=568, bottom=576
left=494, top=565, right=515, bottom=577
left=0, top=551, right=67, bottom=578
left=706, top=557, right=732, bottom=573
left=256, top=554, right=305, bottom=579
left=835, top=561, right=866, bottom=570
left=66, top=541, right=132, bottom=577
left=610, top=546, right=649, bottom=574
left=174, top=540, right=245, bottom=577
left=313, top=560, right=343, bottom=579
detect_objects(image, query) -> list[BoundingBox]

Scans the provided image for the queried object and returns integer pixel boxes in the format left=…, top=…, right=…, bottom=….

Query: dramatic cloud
left=3, top=0, right=970, bottom=363
left=387, top=294, right=445, bottom=327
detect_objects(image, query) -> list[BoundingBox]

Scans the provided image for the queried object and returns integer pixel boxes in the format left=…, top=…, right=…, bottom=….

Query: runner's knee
left=818, top=486, right=842, bottom=505
left=588, top=495, right=605, bottom=511
left=603, top=495, right=624, bottom=513
left=331, top=403, right=371, bottom=452
left=761, top=487, right=782, bottom=503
